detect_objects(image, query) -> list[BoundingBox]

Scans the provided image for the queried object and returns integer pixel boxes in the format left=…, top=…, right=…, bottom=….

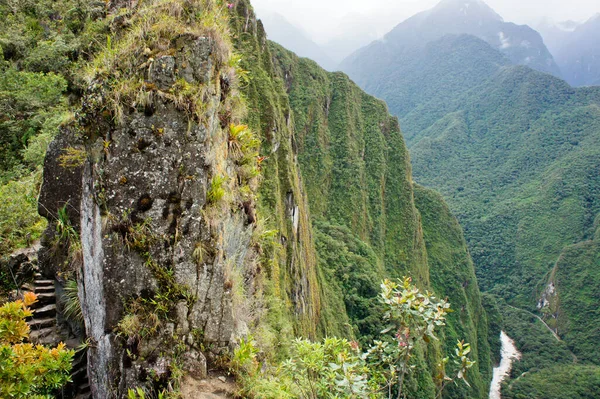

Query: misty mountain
left=341, top=0, right=561, bottom=84
left=259, top=12, right=337, bottom=71
left=320, top=13, right=383, bottom=64
left=539, top=14, right=600, bottom=87
left=535, top=18, right=581, bottom=55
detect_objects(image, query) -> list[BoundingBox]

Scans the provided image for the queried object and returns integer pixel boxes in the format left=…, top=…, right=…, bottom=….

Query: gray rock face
left=39, top=31, right=255, bottom=397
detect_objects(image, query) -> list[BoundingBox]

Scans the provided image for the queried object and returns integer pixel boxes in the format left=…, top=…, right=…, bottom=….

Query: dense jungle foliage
left=340, top=5, right=600, bottom=397
left=0, top=0, right=496, bottom=397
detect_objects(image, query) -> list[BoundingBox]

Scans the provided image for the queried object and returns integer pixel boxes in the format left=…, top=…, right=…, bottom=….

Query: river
left=489, top=331, right=522, bottom=399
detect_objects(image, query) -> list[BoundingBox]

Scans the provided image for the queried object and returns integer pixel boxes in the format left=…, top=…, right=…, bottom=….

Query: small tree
left=0, top=292, right=74, bottom=398
left=434, top=340, right=476, bottom=398
left=282, top=337, right=371, bottom=399
left=365, top=277, right=472, bottom=399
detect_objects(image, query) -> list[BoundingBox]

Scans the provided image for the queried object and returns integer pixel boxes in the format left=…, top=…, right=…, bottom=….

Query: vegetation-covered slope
left=0, top=1, right=109, bottom=259
left=548, top=238, right=600, bottom=365
left=269, top=43, right=493, bottom=398
left=0, top=0, right=496, bottom=396
left=409, top=66, right=600, bottom=306
left=413, top=186, right=492, bottom=398
left=503, top=365, right=600, bottom=399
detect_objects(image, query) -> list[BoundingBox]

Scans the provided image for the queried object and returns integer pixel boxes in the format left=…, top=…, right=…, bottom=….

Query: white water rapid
left=489, top=331, right=522, bottom=399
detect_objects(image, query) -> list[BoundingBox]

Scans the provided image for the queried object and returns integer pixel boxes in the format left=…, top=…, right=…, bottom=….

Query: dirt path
left=506, top=305, right=561, bottom=341
left=181, top=373, right=237, bottom=399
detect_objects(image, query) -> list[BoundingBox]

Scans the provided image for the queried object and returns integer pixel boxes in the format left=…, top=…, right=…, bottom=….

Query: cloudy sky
left=251, top=0, right=600, bottom=44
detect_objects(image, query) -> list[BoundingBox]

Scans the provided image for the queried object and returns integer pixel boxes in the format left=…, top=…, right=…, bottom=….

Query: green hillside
left=413, top=186, right=493, bottom=398
left=0, top=1, right=109, bottom=259
left=503, top=365, right=600, bottom=399
left=0, top=0, right=495, bottom=397
left=341, top=3, right=600, bottom=396
left=409, top=66, right=600, bottom=307
left=269, top=44, right=493, bottom=397
left=548, top=239, right=600, bottom=365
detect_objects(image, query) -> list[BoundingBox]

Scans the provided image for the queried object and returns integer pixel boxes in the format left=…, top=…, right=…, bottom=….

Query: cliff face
left=36, top=0, right=491, bottom=397
left=38, top=1, right=320, bottom=396
left=268, top=44, right=492, bottom=397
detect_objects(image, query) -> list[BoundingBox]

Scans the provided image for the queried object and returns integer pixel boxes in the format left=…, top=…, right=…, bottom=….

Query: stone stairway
left=23, top=273, right=60, bottom=345
left=22, top=273, right=91, bottom=399
left=71, top=348, right=91, bottom=399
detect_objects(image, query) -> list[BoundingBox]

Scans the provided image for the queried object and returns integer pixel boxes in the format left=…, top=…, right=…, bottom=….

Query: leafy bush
left=0, top=170, right=46, bottom=258
left=282, top=337, right=372, bottom=399
left=0, top=293, right=74, bottom=398
left=235, top=278, right=474, bottom=399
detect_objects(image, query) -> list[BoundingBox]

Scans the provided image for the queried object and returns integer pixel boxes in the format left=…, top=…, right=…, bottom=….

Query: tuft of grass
left=61, top=279, right=84, bottom=323
left=207, top=175, right=226, bottom=204
left=58, top=147, right=86, bottom=168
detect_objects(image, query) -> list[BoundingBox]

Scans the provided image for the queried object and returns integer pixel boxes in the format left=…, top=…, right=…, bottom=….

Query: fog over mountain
left=252, top=0, right=599, bottom=52
left=259, top=12, right=337, bottom=70
left=538, top=14, right=600, bottom=86
left=340, top=0, right=562, bottom=105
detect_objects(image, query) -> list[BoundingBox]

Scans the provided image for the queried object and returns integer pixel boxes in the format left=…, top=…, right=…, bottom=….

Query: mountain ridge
left=341, top=0, right=560, bottom=80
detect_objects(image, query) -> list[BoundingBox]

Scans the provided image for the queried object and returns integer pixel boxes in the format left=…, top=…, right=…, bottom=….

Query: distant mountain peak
left=432, top=0, right=503, bottom=22
left=589, top=13, right=600, bottom=22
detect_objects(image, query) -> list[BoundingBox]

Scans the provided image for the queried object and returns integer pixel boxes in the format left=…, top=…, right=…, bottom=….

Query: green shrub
left=0, top=293, right=74, bottom=398
left=235, top=277, right=475, bottom=399
left=0, top=170, right=46, bottom=258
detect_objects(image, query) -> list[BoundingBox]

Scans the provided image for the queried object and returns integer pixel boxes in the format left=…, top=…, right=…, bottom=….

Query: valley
left=0, top=0, right=599, bottom=398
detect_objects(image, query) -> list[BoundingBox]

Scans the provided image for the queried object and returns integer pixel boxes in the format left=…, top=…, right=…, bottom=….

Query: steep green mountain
left=413, top=186, right=493, bottom=398
left=338, top=1, right=600, bottom=395
left=347, top=33, right=512, bottom=140
left=341, top=0, right=560, bottom=96
left=358, top=22, right=600, bottom=399
left=543, top=238, right=600, bottom=365
left=409, top=66, right=600, bottom=306
left=269, top=43, right=492, bottom=398
left=0, top=0, right=495, bottom=397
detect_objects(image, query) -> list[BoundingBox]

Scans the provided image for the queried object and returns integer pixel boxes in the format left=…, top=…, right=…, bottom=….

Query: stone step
left=34, top=272, right=43, bottom=278
left=28, top=317, right=55, bottom=329
left=34, top=304, right=56, bottom=318
left=28, top=326, right=55, bottom=341
left=21, top=283, right=35, bottom=292
left=75, top=394, right=91, bottom=399
left=34, top=285, right=55, bottom=294
left=28, top=299, right=51, bottom=310
left=71, top=365, right=88, bottom=381
left=33, top=292, right=56, bottom=304
left=34, top=279, right=54, bottom=286
left=78, top=383, right=91, bottom=394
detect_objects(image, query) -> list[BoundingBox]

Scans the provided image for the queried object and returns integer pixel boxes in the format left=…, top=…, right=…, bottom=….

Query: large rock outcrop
left=38, top=1, right=320, bottom=396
